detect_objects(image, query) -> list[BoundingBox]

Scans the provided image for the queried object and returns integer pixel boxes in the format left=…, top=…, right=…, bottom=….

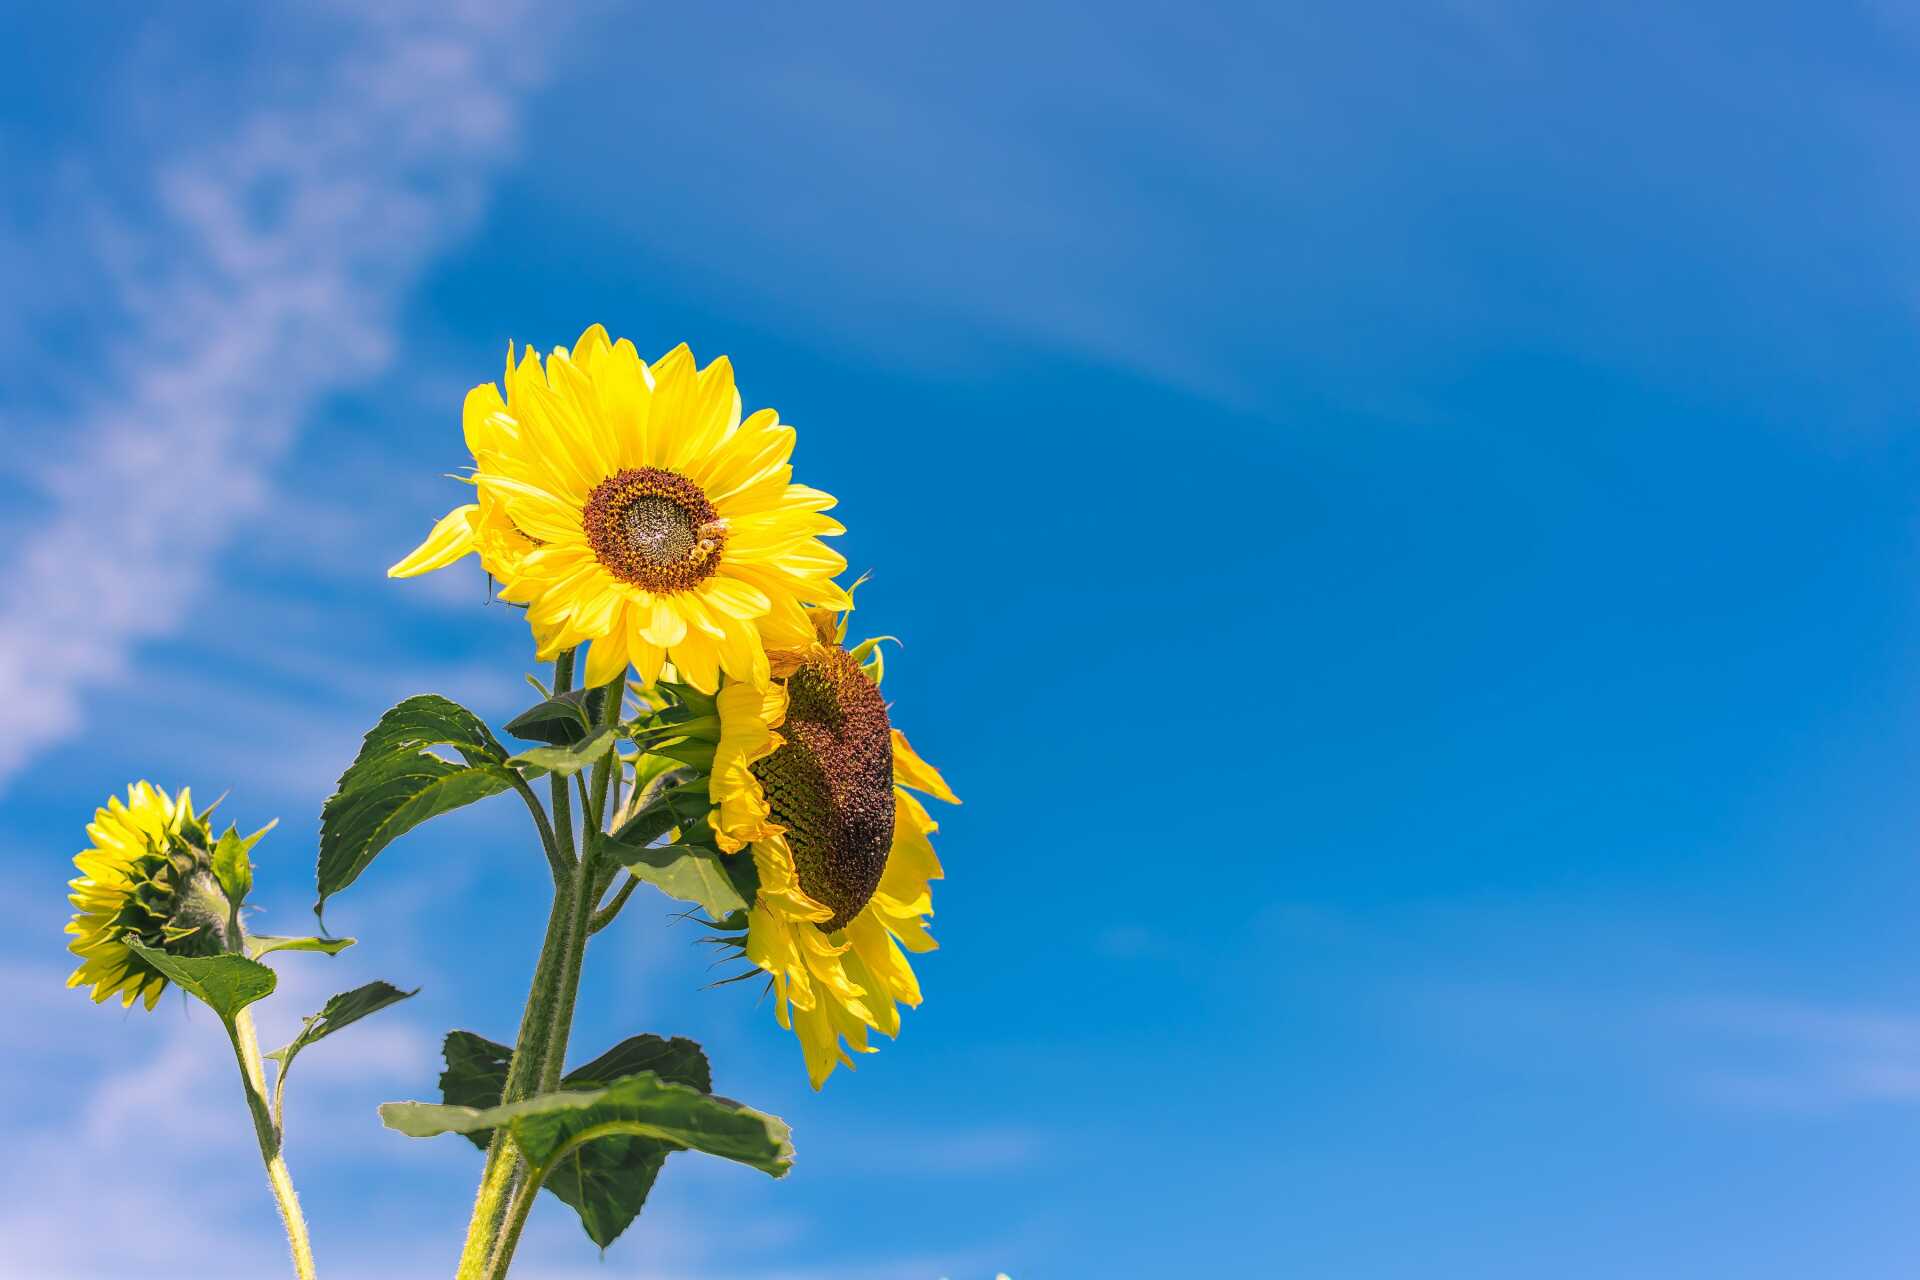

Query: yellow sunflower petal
left=891, top=729, right=959, bottom=804
left=463, top=382, right=512, bottom=458
left=581, top=620, right=631, bottom=688
left=401, top=324, right=849, bottom=698
left=387, top=505, right=478, bottom=578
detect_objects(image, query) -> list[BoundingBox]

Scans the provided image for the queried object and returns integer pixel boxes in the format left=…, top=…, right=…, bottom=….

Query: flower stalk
left=453, top=650, right=696, bottom=1278
left=228, top=1006, right=318, bottom=1280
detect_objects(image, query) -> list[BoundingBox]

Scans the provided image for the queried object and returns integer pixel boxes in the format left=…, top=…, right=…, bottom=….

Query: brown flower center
left=752, top=645, right=895, bottom=932
left=581, top=467, right=725, bottom=592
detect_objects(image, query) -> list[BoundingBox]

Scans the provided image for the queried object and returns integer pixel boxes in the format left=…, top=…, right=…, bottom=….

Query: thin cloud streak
left=1674, top=997, right=1920, bottom=1110
left=0, top=4, right=544, bottom=788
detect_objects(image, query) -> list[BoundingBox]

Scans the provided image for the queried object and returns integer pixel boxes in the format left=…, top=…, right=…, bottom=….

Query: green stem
left=548, top=650, right=578, bottom=868
left=507, top=773, right=564, bottom=885
left=482, top=1089, right=700, bottom=1280
left=455, top=1148, right=514, bottom=1279
left=454, top=650, right=583, bottom=1280
left=228, top=1008, right=317, bottom=1280
left=457, top=884, right=574, bottom=1280
left=478, top=802, right=684, bottom=1278
left=588, top=873, right=640, bottom=934
left=481, top=1164, right=545, bottom=1280
left=535, top=677, right=623, bottom=1094
left=464, top=657, right=696, bottom=1280
left=486, top=1095, right=717, bottom=1280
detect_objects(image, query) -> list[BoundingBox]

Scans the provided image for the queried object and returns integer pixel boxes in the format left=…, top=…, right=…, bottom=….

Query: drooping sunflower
left=389, top=326, right=851, bottom=691
left=708, top=611, right=959, bottom=1088
left=66, top=782, right=236, bottom=1010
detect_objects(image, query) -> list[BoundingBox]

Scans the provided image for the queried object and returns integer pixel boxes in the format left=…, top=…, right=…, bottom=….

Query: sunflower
left=66, top=782, right=236, bottom=1010
left=708, top=611, right=959, bottom=1088
left=389, top=326, right=851, bottom=691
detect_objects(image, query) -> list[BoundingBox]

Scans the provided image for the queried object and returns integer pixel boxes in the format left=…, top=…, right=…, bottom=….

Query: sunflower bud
left=66, top=782, right=257, bottom=1010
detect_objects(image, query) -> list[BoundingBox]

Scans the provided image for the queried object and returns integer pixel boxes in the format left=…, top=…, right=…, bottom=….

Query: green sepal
left=632, top=737, right=716, bottom=770
left=646, top=681, right=716, bottom=719
left=510, top=728, right=618, bottom=779
left=847, top=634, right=897, bottom=684
left=267, top=981, right=417, bottom=1071
left=622, top=703, right=717, bottom=735
left=245, top=934, right=356, bottom=959
left=211, top=818, right=274, bottom=909
left=418, top=1031, right=768, bottom=1248
left=606, top=783, right=703, bottom=846
left=505, top=686, right=608, bottom=746
left=125, top=940, right=275, bottom=1020
left=316, top=695, right=518, bottom=915
left=626, top=749, right=686, bottom=800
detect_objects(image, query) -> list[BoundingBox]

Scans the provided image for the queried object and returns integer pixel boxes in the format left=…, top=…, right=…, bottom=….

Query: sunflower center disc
left=752, top=646, right=896, bottom=932
left=581, top=466, right=725, bottom=592
left=620, top=496, right=697, bottom=564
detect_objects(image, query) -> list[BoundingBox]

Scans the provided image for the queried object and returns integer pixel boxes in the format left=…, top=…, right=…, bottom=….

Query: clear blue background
left=4, top=3, right=1920, bottom=1277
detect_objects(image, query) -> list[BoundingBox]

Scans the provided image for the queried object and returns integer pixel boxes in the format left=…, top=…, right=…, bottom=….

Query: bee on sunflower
left=389, top=325, right=851, bottom=692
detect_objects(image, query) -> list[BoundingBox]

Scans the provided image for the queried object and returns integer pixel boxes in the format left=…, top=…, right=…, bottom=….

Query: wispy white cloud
left=1671, top=997, right=1920, bottom=1111
left=0, top=950, right=444, bottom=1279
left=0, top=2, right=545, bottom=788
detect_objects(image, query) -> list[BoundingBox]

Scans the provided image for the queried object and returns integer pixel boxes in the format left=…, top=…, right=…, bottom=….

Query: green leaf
left=245, top=934, right=356, bottom=959
left=505, top=686, right=608, bottom=746
left=566, top=1035, right=712, bottom=1093
left=381, top=1074, right=791, bottom=1173
left=413, top=1032, right=769, bottom=1248
left=125, top=940, right=275, bottom=1019
left=211, top=819, right=274, bottom=908
left=317, top=695, right=518, bottom=913
left=267, top=980, right=416, bottom=1071
left=509, top=728, right=618, bottom=779
left=612, top=841, right=750, bottom=919
left=434, top=1030, right=714, bottom=1125
left=438, top=1031, right=515, bottom=1148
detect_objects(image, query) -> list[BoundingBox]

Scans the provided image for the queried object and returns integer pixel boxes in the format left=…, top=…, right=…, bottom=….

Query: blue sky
left=5, top=2, right=1920, bottom=1276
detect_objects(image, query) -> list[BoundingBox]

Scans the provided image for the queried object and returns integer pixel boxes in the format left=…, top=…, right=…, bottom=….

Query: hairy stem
left=481, top=1162, right=546, bottom=1280
left=477, top=798, right=680, bottom=1277
left=535, top=676, right=623, bottom=1094
left=454, top=651, right=583, bottom=1280
left=548, top=649, right=579, bottom=869
left=507, top=773, right=565, bottom=885
left=588, top=872, right=640, bottom=934
left=228, top=1008, right=317, bottom=1280
left=463, top=656, right=696, bottom=1280
left=457, top=893, right=574, bottom=1280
